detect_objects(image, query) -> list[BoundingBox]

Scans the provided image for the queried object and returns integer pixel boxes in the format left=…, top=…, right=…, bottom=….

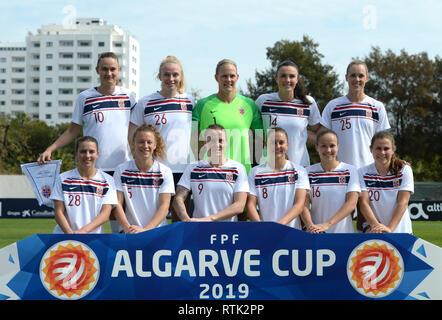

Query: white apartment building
left=0, top=43, right=27, bottom=117
left=0, top=18, right=139, bottom=125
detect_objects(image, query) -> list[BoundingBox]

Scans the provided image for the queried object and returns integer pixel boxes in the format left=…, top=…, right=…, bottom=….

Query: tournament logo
left=347, top=240, right=404, bottom=298
left=42, top=185, right=51, bottom=198
left=39, top=240, right=100, bottom=300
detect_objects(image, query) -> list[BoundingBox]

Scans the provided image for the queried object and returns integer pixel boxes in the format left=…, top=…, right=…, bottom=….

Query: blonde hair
left=346, top=59, right=368, bottom=76
left=158, top=55, right=185, bottom=92
left=215, top=59, right=237, bottom=75
left=133, top=124, right=166, bottom=160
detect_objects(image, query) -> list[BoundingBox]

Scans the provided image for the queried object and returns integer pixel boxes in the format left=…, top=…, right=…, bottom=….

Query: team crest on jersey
left=297, top=108, right=304, bottom=116
left=96, top=186, right=104, bottom=197
left=393, top=179, right=400, bottom=188
left=42, top=185, right=51, bottom=198
left=288, top=174, right=295, bottom=183
left=153, top=178, right=160, bottom=186
left=347, top=240, right=404, bottom=298
left=366, top=109, right=373, bottom=118
left=339, top=176, right=346, bottom=184
left=39, top=240, right=100, bottom=300
left=225, top=173, right=233, bottom=182
left=239, top=107, right=245, bottom=115
left=118, top=99, right=125, bottom=108
left=181, top=101, right=187, bottom=111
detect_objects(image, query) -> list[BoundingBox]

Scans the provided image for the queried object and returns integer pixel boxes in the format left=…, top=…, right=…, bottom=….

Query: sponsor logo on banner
left=39, top=240, right=100, bottom=300
left=347, top=240, right=404, bottom=298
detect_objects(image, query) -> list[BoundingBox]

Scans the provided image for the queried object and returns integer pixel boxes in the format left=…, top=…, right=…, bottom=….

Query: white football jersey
left=307, top=162, right=361, bottom=233
left=178, top=159, right=249, bottom=221
left=359, top=163, right=414, bottom=233
left=130, top=92, right=195, bottom=173
left=50, top=168, right=118, bottom=234
left=113, top=160, right=175, bottom=229
left=72, top=86, right=136, bottom=171
left=255, top=93, right=321, bottom=166
left=320, top=95, right=390, bottom=168
left=248, top=161, right=310, bottom=229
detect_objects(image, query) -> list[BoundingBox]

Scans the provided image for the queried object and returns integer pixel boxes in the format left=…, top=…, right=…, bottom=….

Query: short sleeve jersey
left=358, top=164, right=414, bottom=233
left=113, top=160, right=175, bottom=229
left=307, top=162, right=361, bottom=233
left=50, top=168, right=118, bottom=234
left=256, top=93, right=321, bottom=166
left=320, top=95, right=390, bottom=168
left=192, top=94, right=263, bottom=172
left=178, top=159, right=249, bottom=221
left=72, top=86, right=136, bottom=171
left=248, top=161, right=310, bottom=229
left=130, top=92, right=195, bottom=173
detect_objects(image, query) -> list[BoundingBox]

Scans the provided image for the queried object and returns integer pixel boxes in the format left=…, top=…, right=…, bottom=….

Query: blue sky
left=1, top=0, right=441, bottom=100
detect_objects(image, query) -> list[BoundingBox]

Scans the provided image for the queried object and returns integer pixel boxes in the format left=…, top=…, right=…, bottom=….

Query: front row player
left=50, top=136, right=118, bottom=234
left=246, top=127, right=309, bottom=228
left=173, top=124, right=249, bottom=221
left=113, top=125, right=175, bottom=233
left=302, top=130, right=360, bottom=233
left=358, top=131, right=414, bottom=233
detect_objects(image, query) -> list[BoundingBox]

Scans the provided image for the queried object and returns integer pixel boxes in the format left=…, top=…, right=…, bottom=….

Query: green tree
left=0, top=113, right=75, bottom=174
left=244, top=35, right=343, bottom=108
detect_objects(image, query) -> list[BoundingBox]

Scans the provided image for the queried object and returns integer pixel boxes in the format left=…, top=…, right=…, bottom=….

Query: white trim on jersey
left=307, top=162, right=360, bottom=233
left=178, top=159, right=249, bottom=221
left=50, top=168, right=118, bottom=234
left=255, top=92, right=321, bottom=166
left=72, top=86, right=136, bottom=171
left=113, top=160, right=175, bottom=229
left=130, top=91, right=195, bottom=173
left=248, top=161, right=309, bottom=229
left=358, top=163, right=414, bottom=233
left=320, top=95, right=390, bottom=168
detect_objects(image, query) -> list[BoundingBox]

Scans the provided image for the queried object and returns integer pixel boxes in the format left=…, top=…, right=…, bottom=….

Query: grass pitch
left=0, top=219, right=441, bottom=249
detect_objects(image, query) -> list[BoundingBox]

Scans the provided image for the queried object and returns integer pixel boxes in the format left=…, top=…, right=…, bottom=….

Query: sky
left=1, top=0, right=441, bottom=100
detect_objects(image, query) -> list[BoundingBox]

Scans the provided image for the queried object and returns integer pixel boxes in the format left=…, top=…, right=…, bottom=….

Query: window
left=12, top=56, right=25, bottom=62
left=98, top=41, right=105, bottom=47
left=45, top=114, right=52, bottom=119
left=59, top=40, right=73, bottom=47
left=46, top=65, right=52, bottom=71
left=59, top=64, right=73, bottom=70
left=59, top=77, right=73, bottom=83
left=46, top=53, right=53, bottom=59
left=46, top=41, right=53, bottom=47
left=77, top=65, right=91, bottom=70
left=60, top=53, right=73, bottom=59
left=78, top=52, right=91, bottom=59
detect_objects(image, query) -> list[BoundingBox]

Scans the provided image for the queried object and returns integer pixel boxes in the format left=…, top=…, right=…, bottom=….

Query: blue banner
left=0, top=222, right=441, bottom=300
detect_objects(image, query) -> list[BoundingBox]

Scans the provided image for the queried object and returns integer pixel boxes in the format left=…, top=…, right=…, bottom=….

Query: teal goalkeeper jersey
left=192, top=93, right=263, bottom=172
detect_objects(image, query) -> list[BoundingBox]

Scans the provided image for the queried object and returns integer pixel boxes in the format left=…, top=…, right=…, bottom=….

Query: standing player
left=129, top=56, right=193, bottom=222
left=302, top=130, right=360, bottom=233
left=173, top=124, right=249, bottom=222
left=358, top=131, right=414, bottom=233
left=37, top=52, right=136, bottom=232
left=255, top=60, right=322, bottom=166
left=50, top=136, right=118, bottom=234
left=192, top=59, right=263, bottom=173
left=38, top=52, right=136, bottom=171
left=113, top=125, right=174, bottom=233
left=320, top=60, right=390, bottom=231
left=246, top=127, right=309, bottom=228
